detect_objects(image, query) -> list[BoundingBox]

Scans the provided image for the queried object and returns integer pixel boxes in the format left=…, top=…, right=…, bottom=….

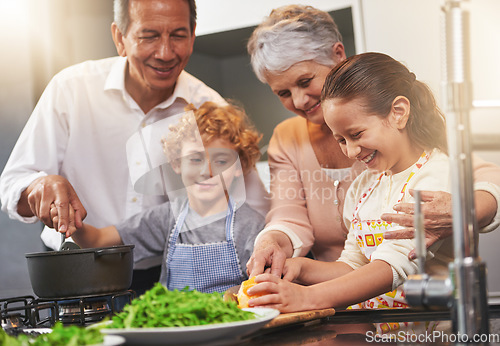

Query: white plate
left=101, top=335, right=126, bottom=346
left=88, top=335, right=126, bottom=346
left=101, top=307, right=279, bottom=345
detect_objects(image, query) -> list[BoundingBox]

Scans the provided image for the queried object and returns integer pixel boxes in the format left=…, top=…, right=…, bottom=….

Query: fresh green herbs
left=31, top=323, right=104, bottom=346
left=109, top=283, right=255, bottom=328
left=0, top=322, right=103, bottom=346
left=0, top=327, right=24, bottom=346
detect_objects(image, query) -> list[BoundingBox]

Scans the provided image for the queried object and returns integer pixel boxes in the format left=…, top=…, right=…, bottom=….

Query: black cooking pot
left=25, top=245, right=134, bottom=298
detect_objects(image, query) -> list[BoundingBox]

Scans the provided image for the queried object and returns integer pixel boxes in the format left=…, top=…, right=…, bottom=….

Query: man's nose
left=155, top=36, right=174, bottom=60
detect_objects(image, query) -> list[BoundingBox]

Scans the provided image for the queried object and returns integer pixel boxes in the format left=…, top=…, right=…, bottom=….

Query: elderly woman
left=246, top=4, right=500, bottom=278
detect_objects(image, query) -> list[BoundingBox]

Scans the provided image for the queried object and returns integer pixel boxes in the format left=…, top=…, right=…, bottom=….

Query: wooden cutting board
left=223, top=285, right=335, bottom=329
left=263, top=308, right=336, bottom=329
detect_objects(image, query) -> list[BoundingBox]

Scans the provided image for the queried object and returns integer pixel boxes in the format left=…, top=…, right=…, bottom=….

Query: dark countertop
left=235, top=303, right=500, bottom=345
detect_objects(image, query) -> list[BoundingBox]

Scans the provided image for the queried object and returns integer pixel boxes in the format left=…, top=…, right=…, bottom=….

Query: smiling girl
left=247, top=52, right=455, bottom=334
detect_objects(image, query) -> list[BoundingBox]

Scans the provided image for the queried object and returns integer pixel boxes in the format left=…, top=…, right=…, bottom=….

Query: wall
left=195, top=0, right=364, bottom=38
left=0, top=0, right=40, bottom=297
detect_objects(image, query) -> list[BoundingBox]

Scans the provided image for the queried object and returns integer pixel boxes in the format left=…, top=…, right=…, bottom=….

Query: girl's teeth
left=362, top=151, right=376, bottom=163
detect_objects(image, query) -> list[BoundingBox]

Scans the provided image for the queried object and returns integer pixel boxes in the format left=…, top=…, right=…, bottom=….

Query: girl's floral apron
left=348, top=152, right=439, bottom=335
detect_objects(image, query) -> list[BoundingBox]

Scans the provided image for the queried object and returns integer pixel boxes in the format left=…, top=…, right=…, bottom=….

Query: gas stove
left=1, top=291, right=134, bottom=336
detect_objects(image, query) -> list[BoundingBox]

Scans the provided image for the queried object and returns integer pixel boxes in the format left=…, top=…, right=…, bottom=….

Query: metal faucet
left=404, top=0, right=490, bottom=341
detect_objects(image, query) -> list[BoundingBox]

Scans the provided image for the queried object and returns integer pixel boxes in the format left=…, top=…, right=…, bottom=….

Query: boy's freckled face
left=177, top=138, right=241, bottom=205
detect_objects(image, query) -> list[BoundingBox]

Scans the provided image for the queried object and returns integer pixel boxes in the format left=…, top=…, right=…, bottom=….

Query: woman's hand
left=247, top=231, right=294, bottom=278
left=246, top=273, right=314, bottom=313
left=382, top=189, right=497, bottom=259
left=381, top=189, right=453, bottom=259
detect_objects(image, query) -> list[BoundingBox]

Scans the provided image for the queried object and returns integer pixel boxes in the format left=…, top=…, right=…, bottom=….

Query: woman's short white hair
left=247, top=5, right=343, bottom=83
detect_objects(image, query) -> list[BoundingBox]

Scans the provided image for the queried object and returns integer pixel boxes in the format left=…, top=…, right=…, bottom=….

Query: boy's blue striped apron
left=166, top=198, right=245, bottom=293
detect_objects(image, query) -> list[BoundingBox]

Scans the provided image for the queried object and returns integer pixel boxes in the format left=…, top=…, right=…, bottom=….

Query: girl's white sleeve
left=337, top=230, right=370, bottom=269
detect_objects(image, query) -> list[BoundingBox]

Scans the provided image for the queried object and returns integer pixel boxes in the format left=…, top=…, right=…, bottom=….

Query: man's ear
left=390, top=96, right=411, bottom=130
left=186, top=23, right=196, bottom=57
left=111, top=23, right=126, bottom=57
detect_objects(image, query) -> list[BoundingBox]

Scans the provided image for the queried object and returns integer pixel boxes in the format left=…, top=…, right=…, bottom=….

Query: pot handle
left=94, top=247, right=129, bottom=258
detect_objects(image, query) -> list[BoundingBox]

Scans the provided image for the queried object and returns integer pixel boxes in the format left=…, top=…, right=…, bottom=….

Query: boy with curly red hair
left=52, top=101, right=265, bottom=294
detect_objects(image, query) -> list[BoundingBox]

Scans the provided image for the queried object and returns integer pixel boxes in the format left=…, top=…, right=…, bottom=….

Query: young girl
left=247, top=52, right=453, bottom=333
left=51, top=101, right=265, bottom=294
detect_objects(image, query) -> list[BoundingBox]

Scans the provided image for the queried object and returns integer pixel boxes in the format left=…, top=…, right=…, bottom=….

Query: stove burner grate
left=1, top=290, right=134, bottom=331
left=1, top=296, right=57, bottom=334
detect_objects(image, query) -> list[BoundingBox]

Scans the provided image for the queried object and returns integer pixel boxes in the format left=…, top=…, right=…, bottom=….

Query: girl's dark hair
left=321, top=52, right=447, bottom=153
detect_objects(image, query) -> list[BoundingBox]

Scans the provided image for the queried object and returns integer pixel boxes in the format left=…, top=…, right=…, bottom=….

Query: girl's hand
left=246, top=274, right=313, bottom=313
left=282, top=257, right=304, bottom=282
